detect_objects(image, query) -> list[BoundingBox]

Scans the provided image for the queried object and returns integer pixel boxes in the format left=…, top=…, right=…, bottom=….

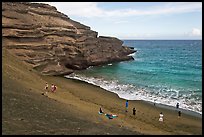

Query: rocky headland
left=2, top=2, right=136, bottom=76
left=2, top=2, right=202, bottom=135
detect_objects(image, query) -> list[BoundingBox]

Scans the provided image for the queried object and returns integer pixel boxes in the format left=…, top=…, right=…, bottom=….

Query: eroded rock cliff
left=2, top=2, right=136, bottom=76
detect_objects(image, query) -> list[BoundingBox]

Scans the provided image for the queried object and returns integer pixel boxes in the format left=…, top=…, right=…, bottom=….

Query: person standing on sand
left=178, top=111, right=181, bottom=118
left=159, top=112, right=163, bottom=122
left=42, top=82, right=49, bottom=95
left=51, top=84, right=55, bottom=92
left=53, top=85, right=57, bottom=92
left=45, top=83, right=48, bottom=90
left=125, top=100, right=129, bottom=112
left=133, top=107, right=136, bottom=115
left=176, top=102, right=179, bottom=109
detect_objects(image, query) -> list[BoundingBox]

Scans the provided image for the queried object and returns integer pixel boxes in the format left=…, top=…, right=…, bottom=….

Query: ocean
left=65, top=40, right=202, bottom=114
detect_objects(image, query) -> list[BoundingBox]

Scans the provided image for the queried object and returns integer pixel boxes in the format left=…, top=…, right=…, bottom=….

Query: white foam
left=65, top=74, right=202, bottom=115
left=128, top=53, right=136, bottom=56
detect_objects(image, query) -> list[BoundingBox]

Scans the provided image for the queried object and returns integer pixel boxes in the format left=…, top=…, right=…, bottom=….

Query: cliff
left=2, top=2, right=136, bottom=76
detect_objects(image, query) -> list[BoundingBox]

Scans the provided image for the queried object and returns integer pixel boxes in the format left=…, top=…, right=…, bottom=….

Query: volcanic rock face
left=2, top=2, right=136, bottom=76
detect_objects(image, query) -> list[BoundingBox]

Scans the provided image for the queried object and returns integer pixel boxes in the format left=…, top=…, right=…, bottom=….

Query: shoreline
left=65, top=76, right=202, bottom=118
left=59, top=76, right=202, bottom=134
left=144, top=100, right=202, bottom=118
left=3, top=69, right=202, bottom=135
left=3, top=40, right=202, bottom=135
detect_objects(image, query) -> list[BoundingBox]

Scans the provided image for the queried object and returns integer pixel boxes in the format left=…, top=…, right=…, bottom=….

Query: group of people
left=158, top=102, right=182, bottom=122
left=176, top=102, right=182, bottom=118
left=125, top=100, right=136, bottom=115
left=42, top=82, right=57, bottom=95
left=125, top=100, right=181, bottom=122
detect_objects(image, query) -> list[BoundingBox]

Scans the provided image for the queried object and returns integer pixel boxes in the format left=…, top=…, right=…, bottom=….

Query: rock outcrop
left=2, top=2, right=136, bottom=76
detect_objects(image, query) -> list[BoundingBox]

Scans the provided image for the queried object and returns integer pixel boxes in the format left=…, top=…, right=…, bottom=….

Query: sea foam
left=65, top=73, right=202, bottom=115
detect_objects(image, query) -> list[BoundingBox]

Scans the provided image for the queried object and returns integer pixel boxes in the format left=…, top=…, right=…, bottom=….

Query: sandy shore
left=2, top=48, right=202, bottom=135
left=45, top=77, right=202, bottom=135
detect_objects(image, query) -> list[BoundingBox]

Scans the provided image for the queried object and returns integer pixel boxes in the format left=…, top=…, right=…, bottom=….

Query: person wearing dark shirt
left=133, top=107, right=136, bottom=115
left=178, top=111, right=181, bottom=118
left=176, top=103, right=179, bottom=109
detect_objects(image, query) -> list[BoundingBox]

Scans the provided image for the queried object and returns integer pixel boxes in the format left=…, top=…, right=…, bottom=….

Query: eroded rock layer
left=2, top=2, right=136, bottom=75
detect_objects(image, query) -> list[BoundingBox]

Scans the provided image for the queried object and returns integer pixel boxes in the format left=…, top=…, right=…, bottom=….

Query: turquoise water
left=66, top=40, right=202, bottom=114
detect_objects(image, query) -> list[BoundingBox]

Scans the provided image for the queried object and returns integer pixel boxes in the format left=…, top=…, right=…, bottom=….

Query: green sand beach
left=2, top=48, right=202, bottom=135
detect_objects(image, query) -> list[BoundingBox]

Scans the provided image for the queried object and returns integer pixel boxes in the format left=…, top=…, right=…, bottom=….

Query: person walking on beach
left=125, top=100, right=129, bottom=112
left=176, top=102, right=179, bottom=109
left=159, top=112, right=163, bottom=122
left=178, top=111, right=181, bottom=118
left=42, top=82, right=49, bottom=95
left=133, top=107, right=136, bottom=115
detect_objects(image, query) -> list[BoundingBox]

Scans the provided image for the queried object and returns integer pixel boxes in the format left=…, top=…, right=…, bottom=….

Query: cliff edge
left=2, top=2, right=136, bottom=76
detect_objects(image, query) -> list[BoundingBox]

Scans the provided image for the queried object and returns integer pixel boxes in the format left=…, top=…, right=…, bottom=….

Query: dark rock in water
left=129, top=47, right=135, bottom=50
left=2, top=2, right=136, bottom=76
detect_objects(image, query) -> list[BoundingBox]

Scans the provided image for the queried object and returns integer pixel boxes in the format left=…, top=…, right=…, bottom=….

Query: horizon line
left=121, top=39, right=202, bottom=41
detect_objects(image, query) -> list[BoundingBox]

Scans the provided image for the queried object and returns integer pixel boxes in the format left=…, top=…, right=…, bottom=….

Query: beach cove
left=2, top=48, right=202, bottom=135
left=2, top=2, right=202, bottom=135
left=66, top=40, right=202, bottom=115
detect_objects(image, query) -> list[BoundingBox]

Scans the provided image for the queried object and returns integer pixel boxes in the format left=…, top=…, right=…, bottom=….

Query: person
left=45, top=83, right=48, bottom=90
left=99, top=107, right=103, bottom=114
left=125, top=100, right=129, bottom=112
left=105, top=113, right=118, bottom=119
left=159, top=112, right=163, bottom=122
left=176, top=102, right=179, bottom=109
left=51, top=84, right=55, bottom=92
left=53, top=85, right=57, bottom=92
left=153, top=99, right=156, bottom=106
left=133, top=107, right=136, bottom=115
left=178, top=111, right=181, bottom=118
left=42, top=82, right=49, bottom=95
